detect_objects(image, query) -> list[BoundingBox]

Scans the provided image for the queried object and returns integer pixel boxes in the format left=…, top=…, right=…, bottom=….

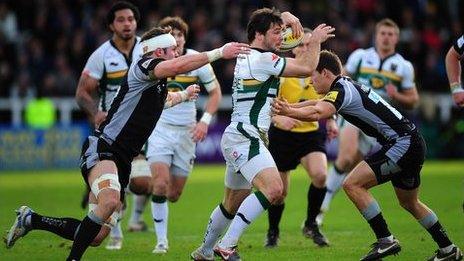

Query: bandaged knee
left=90, top=173, right=121, bottom=199
left=88, top=203, right=119, bottom=228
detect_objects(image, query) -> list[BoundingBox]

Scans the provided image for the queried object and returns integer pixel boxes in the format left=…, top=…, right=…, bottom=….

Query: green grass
left=1, top=161, right=463, bottom=260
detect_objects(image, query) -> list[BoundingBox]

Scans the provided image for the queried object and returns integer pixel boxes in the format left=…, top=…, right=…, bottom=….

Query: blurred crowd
left=0, top=0, right=463, bottom=99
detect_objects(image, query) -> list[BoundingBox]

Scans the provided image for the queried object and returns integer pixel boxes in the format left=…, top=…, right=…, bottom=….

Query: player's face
left=171, top=28, right=186, bottom=56
left=375, top=25, right=398, bottom=53
left=162, top=46, right=179, bottom=60
left=111, top=9, right=137, bottom=41
left=311, top=70, right=330, bottom=94
left=263, top=23, right=283, bottom=52
left=292, top=32, right=312, bottom=57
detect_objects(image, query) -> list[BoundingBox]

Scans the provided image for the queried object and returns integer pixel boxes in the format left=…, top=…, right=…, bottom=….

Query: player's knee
left=129, top=177, right=152, bottom=195
left=311, top=170, right=327, bottom=187
left=398, top=199, right=418, bottom=213
left=265, top=185, right=284, bottom=204
left=336, top=157, right=354, bottom=172
left=101, top=197, right=120, bottom=214
left=342, top=178, right=356, bottom=194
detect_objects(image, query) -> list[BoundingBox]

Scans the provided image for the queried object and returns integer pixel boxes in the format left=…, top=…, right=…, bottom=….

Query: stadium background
left=0, top=1, right=463, bottom=260
left=0, top=0, right=464, bottom=169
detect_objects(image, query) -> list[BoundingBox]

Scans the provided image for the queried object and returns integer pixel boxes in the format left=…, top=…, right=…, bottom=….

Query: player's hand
left=281, top=11, right=303, bottom=38
left=191, top=121, right=208, bottom=142
left=272, top=115, right=301, bottom=131
left=221, top=42, right=251, bottom=59
left=385, top=83, right=398, bottom=98
left=186, top=84, right=200, bottom=101
left=271, top=97, right=291, bottom=116
left=452, top=92, right=464, bottom=107
left=94, top=111, right=107, bottom=128
left=310, top=23, right=335, bottom=43
left=325, top=118, right=339, bottom=140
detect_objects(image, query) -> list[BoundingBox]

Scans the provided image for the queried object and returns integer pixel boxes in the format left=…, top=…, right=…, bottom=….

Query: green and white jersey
left=83, top=37, right=142, bottom=111
left=345, top=47, right=415, bottom=102
left=158, top=48, right=217, bottom=126
left=225, top=48, right=286, bottom=138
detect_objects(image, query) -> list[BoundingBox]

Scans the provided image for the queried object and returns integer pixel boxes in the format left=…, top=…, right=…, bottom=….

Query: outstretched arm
left=272, top=98, right=336, bottom=122
left=154, top=43, right=250, bottom=79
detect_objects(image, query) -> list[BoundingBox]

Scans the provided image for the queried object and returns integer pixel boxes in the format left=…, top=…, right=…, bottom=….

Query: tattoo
left=76, top=75, right=99, bottom=120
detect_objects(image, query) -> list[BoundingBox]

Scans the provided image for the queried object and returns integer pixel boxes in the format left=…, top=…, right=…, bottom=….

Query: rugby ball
left=280, top=27, right=304, bottom=52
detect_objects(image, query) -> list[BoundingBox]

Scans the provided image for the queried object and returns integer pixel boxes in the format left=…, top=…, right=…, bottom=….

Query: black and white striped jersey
left=453, top=34, right=464, bottom=56
left=96, top=56, right=168, bottom=161
left=322, top=76, right=416, bottom=144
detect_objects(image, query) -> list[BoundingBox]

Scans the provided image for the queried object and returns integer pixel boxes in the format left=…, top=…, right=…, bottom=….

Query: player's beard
left=264, top=38, right=280, bottom=52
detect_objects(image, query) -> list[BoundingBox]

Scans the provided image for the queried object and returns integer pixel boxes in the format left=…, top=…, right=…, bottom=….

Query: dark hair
left=158, top=16, right=189, bottom=37
left=107, top=1, right=140, bottom=25
left=246, top=8, right=282, bottom=43
left=316, top=50, right=343, bottom=75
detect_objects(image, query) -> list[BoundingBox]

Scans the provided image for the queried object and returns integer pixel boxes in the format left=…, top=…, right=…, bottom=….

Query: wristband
left=179, top=90, right=189, bottom=101
left=200, top=112, right=213, bottom=125
left=206, top=46, right=224, bottom=62
left=450, top=82, right=464, bottom=94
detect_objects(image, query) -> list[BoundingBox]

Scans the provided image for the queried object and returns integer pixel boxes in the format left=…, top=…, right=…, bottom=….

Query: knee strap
left=90, top=173, right=121, bottom=199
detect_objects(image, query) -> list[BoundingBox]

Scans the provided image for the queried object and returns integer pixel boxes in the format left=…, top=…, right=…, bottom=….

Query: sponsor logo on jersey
left=323, top=91, right=339, bottom=102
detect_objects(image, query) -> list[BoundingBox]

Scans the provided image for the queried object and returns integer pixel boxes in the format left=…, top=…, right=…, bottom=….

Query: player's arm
left=153, top=43, right=250, bottom=79
left=281, top=24, right=335, bottom=78
left=289, top=99, right=318, bottom=108
left=273, top=98, right=336, bottom=122
left=192, top=80, right=222, bottom=142
left=445, top=44, right=464, bottom=106
left=164, top=84, right=200, bottom=109
left=386, top=86, right=419, bottom=109
left=75, top=73, right=102, bottom=126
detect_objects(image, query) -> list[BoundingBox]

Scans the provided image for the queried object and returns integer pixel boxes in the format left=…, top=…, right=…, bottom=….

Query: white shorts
left=129, top=158, right=151, bottom=179
left=146, top=122, right=196, bottom=177
left=339, top=116, right=379, bottom=156
left=221, top=131, right=276, bottom=190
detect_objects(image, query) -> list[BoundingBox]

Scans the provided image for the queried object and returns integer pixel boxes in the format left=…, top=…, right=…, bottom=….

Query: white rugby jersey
left=345, top=47, right=415, bottom=102
left=453, top=34, right=464, bottom=55
left=225, top=48, right=286, bottom=137
left=158, top=48, right=217, bottom=126
left=83, top=37, right=142, bottom=111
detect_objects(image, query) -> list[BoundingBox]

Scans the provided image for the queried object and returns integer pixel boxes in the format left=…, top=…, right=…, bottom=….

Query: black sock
left=427, top=221, right=453, bottom=248
left=152, top=194, right=167, bottom=203
left=368, top=213, right=391, bottom=239
left=67, top=216, right=102, bottom=261
left=30, top=213, right=81, bottom=240
left=268, top=203, right=285, bottom=232
left=305, top=183, right=327, bottom=226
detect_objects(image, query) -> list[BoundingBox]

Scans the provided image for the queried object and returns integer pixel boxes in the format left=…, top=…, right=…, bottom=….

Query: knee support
left=90, top=173, right=121, bottom=199
left=88, top=203, right=119, bottom=228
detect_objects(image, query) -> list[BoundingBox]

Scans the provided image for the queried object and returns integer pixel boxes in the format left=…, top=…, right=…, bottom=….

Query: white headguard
left=141, top=33, right=177, bottom=54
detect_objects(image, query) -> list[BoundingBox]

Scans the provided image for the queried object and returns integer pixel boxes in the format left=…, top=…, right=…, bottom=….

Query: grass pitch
left=1, top=161, right=463, bottom=260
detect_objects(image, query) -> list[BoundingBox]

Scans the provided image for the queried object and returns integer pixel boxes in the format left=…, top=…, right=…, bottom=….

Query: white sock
left=201, top=204, right=234, bottom=254
left=110, top=220, right=123, bottom=238
left=130, top=194, right=148, bottom=224
left=218, top=192, right=267, bottom=248
left=321, top=165, right=346, bottom=211
left=151, top=200, right=168, bottom=243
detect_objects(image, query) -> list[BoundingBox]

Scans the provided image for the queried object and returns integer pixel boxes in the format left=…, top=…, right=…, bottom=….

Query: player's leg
left=150, top=161, right=170, bottom=254
left=321, top=124, right=362, bottom=215
left=217, top=163, right=283, bottom=252
left=394, top=186, right=462, bottom=260
left=343, top=159, right=400, bottom=260
left=68, top=160, right=122, bottom=260
left=127, top=157, right=151, bottom=232
left=265, top=171, right=289, bottom=248
left=191, top=164, right=251, bottom=261
left=300, top=151, right=329, bottom=246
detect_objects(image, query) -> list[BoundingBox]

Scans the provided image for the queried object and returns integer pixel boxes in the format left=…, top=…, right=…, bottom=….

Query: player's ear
left=154, top=48, right=163, bottom=57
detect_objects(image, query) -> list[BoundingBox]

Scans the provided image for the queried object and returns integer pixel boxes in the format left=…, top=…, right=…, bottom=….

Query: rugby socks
left=201, top=203, right=234, bottom=254
left=109, top=219, right=123, bottom=239
left=321, top=164, right=345, bottom=211
left=419, top=212, right=453, bottom=250
left=218, top=191, right=270, bottom=248
left=130, top=194, right=148, bottom=224
left=361, top=200, right=392, bottom=240
left=151, top=195, right=168, bottom=244
left=305, top=183, right=327, bottom=226
left=67, top=213, right=102, bottom=261
left=268, top=203, right=285, bottom=232
left=29, top=213, right=80, bottom=240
